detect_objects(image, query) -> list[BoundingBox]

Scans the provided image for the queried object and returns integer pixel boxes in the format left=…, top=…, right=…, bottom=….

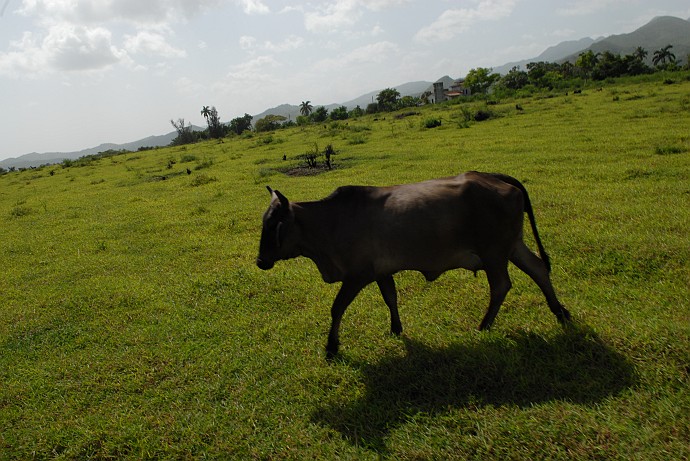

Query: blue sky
left=1, top=0, right=689, bottom=160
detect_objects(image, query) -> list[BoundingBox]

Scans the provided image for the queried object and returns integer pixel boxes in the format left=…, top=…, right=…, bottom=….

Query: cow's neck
left=292, top=201, right=343, bottom=283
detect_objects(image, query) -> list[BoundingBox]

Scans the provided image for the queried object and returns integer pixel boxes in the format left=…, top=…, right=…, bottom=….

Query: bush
left=180, top=155, right=198, bottom=163
left=655, top=145, right=685, bottom=155
left=424, top=118, right=442, bottom=129
left=474, top=110, right=492, bottom=121
left=194, top=158, right=214, bottom=170
left=348, top=134, right=367, bottom=145
left=190, top=174, right=218, bottom=187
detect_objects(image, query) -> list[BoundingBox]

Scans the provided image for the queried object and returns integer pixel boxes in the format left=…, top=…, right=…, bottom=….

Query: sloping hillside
left=570, top=16, right=690, bottom=64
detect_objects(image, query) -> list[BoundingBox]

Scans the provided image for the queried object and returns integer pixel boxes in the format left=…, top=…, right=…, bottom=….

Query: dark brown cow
left=257, top=171, right=570, bottom=358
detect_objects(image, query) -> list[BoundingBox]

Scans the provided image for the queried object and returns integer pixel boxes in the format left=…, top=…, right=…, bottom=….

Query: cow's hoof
left=557, top=307, right=571, bottom=323
left=325, top=344, right=339, bottom=361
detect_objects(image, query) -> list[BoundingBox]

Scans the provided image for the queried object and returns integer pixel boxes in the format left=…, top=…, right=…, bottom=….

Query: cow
left=256, top=171, right=570, bottom=359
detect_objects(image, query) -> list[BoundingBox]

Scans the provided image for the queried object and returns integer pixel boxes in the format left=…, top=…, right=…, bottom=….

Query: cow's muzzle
left=256, top=258, right=274, bottom=270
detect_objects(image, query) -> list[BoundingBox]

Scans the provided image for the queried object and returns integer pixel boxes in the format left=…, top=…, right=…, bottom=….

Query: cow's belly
left=373, top=248, right=482, bottom=277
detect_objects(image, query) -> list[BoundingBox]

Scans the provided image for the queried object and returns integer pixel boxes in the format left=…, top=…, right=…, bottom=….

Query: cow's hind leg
left=377, top=275, right=402, bottom=335
left=479, top=261, right=512, bottom=331
left=326, top=279, right=368, bottom=360
left=510, top=241, right=571, bottom=324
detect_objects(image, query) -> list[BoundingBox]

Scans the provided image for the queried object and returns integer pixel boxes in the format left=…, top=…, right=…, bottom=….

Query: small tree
left=170, top=118, right=197, bottom=146
left=323, top=143, right=335, bottom=170
left=300, top=101, right=313, bottom=117
left=203, top=106, right=225, bottom=139
left=330, top=106, right=348, bottom=120
left=624, top=47, right=651, bottom=76
left=348, top=105, right=364, bottom=118
left=255, top=114, right=286, bottom=132
left=575, top=50, right=599, bottom=81
left=464, top=67, right=500, bottom=94
left=310, top=106, right=329, bottom=123
left=501, top=66, right=529, bottom=90
left=653, top=44, right=676, bottom=69
left=229, top=113, right=253, bottom=135
left=376, top=88, right=400, bottom=111
left=398, top=96, right=419, bottom=108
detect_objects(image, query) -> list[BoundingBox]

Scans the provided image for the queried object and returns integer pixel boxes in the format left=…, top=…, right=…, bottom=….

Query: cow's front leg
left=377, top=275, right=402, bottom=335
left=326, top=279, right=368, bottom=360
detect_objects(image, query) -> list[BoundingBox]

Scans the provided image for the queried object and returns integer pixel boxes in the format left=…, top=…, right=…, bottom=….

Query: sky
left=1, top=0, right=689, bottom=161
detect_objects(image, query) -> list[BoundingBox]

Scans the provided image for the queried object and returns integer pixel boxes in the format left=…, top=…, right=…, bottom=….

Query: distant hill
left=494, top=37, right=597, bottom=74
left=493, top=15, right=690, bottom=74
left=423, top=75, right=456, bottom=93
left=253, top=80, right=434, bottom=123
left=339, top=80, right=434, bottom=110
left=1, top=127, right=203, bottom=169
left=569, top=16, right=690, bottom=65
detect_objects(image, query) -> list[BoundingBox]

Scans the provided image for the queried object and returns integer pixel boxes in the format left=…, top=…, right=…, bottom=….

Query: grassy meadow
left=1, top=74, right=689, bottom=459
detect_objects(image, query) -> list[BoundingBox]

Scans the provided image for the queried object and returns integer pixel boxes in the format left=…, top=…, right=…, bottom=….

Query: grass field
left=1, top=73, right=689, bottom=459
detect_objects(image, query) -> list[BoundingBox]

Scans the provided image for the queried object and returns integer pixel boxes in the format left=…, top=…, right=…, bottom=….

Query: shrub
left=474, top=109, right=492, bottom=121
left=180, top=155, right=198, bottom=163
left=190, top=174, right=218, bottom=187
left=424, top=118, right=442, bottom=129
left=10, top=206, right=32, bottom=218
left=655, top=145, right=685, bottom=155
left=194, top=158, right=214, bottom=170
left=348, top=134, right=367, bottom=145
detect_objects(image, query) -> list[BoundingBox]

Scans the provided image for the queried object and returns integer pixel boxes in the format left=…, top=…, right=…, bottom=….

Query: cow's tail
left=490, top=173, right=552, bottom=273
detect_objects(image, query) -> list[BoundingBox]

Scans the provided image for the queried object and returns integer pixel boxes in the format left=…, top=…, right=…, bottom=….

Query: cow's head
left=257, top=186, right=299, bottom=270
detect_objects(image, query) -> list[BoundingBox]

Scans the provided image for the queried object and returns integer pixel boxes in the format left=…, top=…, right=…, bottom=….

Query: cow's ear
left=266, top=185, right=274, bottom=195
left=274, top=189, right=290, bottom=209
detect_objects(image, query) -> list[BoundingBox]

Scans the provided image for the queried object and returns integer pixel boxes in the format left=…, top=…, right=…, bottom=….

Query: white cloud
left=556, top=0, right=628, bottom=17
left=414, top=0, right=517, bottom=43
left=303, top=0, right=408, bottom=33
left=239, top=35, right=257, bottom=50
left=3, top=0, right=218, bottom=77
left=305, top=0, right=361, bottom=33
left=18, top=0, right=223, bottom=26
left=236, top=0, right=269, bottom=15
left=124, top=31, right=186, bottom=58
left=263, top=35, right=304, bottom=52
left=175, top=75, right=205, bottom=97
left=315, top=41, right=400, bottom=69
left=45, top=24, right=126, bottom=71
left=226, top=55, right=280, bottom=82
left=239, top=34, right=304, bottom=53
left=0, top=24, right=127, bottom=76
left=550, top=28, right=576, bottom=38
left=364, top=0, right=410, bottom=12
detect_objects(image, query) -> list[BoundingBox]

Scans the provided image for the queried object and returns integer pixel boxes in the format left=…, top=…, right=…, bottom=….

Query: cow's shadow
left=311, top=323, right=637, bottom=453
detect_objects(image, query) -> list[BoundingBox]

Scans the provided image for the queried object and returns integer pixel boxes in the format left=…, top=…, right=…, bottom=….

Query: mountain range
left=3, top=15, right=689, bottom=169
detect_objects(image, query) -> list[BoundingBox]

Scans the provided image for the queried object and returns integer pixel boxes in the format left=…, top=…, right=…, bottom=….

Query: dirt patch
left=281, top=164, right=341, bottom=177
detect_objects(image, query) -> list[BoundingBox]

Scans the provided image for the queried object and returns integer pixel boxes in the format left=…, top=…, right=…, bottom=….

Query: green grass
left=1, top=74, right=689, bottom=459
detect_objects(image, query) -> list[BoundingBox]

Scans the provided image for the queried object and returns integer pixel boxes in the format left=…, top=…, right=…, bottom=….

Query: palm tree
left=200, top=106, right=211, bottom=122
left=633, top=46, right=647, bottom=62
left=299, top=101, right=313, bottom=117
left=653, top=45, right=676, bottom=68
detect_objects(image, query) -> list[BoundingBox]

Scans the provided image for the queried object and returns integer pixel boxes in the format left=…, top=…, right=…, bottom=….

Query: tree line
left=166, top=44, right=687, bottom=146
left=467, top=44, right=686, bottom=95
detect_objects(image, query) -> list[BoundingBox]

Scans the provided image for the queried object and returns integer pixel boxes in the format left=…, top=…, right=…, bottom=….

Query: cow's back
left=320, top=173, right=524, bottom=277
